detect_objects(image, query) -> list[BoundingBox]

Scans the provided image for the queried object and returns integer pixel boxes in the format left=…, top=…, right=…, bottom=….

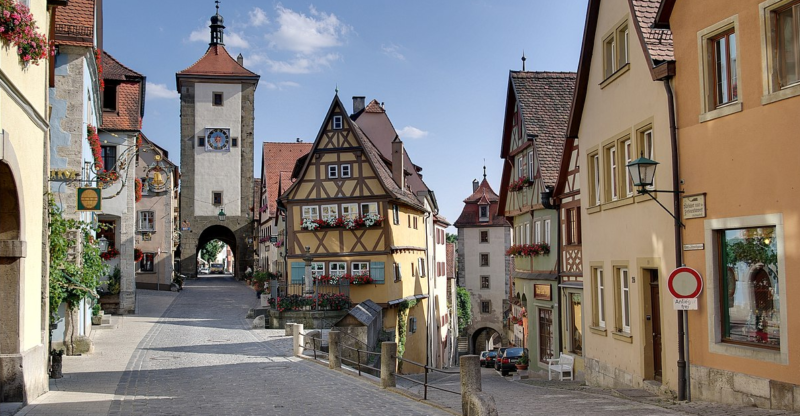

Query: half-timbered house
left=497, top=70, right=576, bottom=368
left=280, top=94, right=432, bottom=368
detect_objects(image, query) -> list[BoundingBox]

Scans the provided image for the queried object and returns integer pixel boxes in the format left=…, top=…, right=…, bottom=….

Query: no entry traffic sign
left=668, top=266, right=703, bottom=299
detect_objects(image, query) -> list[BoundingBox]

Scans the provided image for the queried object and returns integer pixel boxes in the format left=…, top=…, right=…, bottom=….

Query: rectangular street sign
left=673, top=298, right=698, bottom=310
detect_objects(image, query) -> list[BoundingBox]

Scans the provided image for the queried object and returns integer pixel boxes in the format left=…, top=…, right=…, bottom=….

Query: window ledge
left=587, top=205, right=601, bottom=214
left=699, top=101, right=742, bottom=123
left=601, top=197, right=635, bottom=211
left=589, top=326, right=607, bottom=336
left=761, top=84, right=800, bottom=106
left=599, top=63, right=631, bottom=89
left=612, top=331, right=633, bottom=343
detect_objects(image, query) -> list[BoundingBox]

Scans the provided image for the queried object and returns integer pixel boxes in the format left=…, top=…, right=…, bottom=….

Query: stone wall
left=585, top=356, right=673, bottom=397
left=691, top=364, right=800, bottom=411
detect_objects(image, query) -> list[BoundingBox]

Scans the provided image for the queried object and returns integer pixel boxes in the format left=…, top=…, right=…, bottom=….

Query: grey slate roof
left=345, top=299, right=382, bottom=326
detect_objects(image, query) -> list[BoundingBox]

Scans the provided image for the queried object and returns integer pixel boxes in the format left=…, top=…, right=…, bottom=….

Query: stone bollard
left=292, top=323, right=304, bottom=356
left=380, top=342, right=397, bottom=389
left=285, top=322, right=294, bottom=336
left=328, top=331, right=341, bottom=369
left=461, top=355, right=482, bottom=415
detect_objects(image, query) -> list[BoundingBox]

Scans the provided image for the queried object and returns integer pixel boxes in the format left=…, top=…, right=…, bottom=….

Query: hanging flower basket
left=134, top=178, right=142, bottom=203
left=0, top=0, right=50, bottom=65
left=97, top=170, right=119, bottom=188
left=86, top=124, right=103, bottom=172
left=506, top=243, right=551, bottom=257
left=133, top=248, right=143, bottom=263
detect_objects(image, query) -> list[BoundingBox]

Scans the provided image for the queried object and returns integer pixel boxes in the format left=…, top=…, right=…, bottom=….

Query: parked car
left=199, top=266, right=210, bottom=275
left=484, top=350, right=498, bottom=368
left=210, top=263, right=224, bottom=274
left=493, top=347, right=509, bottom=371
left=498, top=347, right=528, bottom=376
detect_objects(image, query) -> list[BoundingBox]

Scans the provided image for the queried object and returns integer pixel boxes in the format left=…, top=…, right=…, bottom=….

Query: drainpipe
left=664, top=78, right=687, bottom=401
left=423, top=209, right=432, bottom=370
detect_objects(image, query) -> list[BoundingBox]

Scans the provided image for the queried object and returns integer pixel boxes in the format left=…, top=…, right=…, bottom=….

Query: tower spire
left=522, top=51, right=527, bottom=71
left=483, top=159, right=487, bottom=180
left=210, top=1, right=225, bottom=46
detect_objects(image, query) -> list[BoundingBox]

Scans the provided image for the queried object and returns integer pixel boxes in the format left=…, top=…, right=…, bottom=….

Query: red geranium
left=100, top=247, right=120, bottom=261
left=86, top=124, right=103, bottom=171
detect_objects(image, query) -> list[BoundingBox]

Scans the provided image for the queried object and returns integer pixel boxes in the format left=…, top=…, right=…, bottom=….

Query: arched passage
left=0, top=161, right=22, bottom=402
left=471, top=327, right=502, bottom=354
left=196, top=225, right=237, bottom=276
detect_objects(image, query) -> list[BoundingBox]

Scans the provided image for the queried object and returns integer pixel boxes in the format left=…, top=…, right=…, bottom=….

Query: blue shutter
left=291, top=262, right=305, bottom=284
left=370, top=261, right=385, bottom=284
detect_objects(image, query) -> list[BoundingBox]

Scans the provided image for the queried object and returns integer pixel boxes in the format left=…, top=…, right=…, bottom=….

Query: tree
left=201, top=240, right=225, bottom=263
left=456, top=287, right=472, bottom=337
left=446, top=233, right=458, bottom=244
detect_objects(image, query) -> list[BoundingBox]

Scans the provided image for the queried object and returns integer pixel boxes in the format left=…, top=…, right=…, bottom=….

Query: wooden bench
left=547, top=353, right=574, bottom=381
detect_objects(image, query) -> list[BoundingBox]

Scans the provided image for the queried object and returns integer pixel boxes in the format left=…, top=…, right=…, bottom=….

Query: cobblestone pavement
left=395, top=365, right=800, bottom=416
left=16, top=277, right=450, bottom=416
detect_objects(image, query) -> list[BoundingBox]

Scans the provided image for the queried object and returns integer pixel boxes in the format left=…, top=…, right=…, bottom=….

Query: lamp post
left=626, top=154, right=688, bottom=401
left=218, top=208, right=226, bottom=221
left=302, top=246, right=314, bottom=295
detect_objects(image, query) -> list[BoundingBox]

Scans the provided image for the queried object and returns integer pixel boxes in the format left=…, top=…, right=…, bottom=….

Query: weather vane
left=215, top=0, right=220, bottom=13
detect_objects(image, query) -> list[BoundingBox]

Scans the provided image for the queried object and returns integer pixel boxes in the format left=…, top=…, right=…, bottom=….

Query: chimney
left=353, top=96, right=366, bottom=114
left=392, top=137, right=404, bottom=189
left=472, top=179, right=479, bottom=192
left=237, top=53, right=244, bottom=66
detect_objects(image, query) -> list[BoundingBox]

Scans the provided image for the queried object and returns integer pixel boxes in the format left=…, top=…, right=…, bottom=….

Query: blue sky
left=103, top=1, right=588, bottom=229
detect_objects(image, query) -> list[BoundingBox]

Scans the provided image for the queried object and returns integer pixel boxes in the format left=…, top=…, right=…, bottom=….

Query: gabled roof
left=567, top=0, right=675, bottom=138
left=176, top=45, right=259, bottom=90
left=260, top=142, right=312, bottom=219
left=102, top=51, right=143, bottom=80
left=101, top=51, right=146, bottom=131
left=352, top=99, right=428, bottom=195
left=282, top=95, right=425, bottom=212
left=454, top=179, right=510, bottom=228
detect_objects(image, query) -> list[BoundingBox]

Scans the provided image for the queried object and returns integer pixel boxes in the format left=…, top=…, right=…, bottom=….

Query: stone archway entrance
left=196, top=225, right=237, bottom=276
left=0, top=161, right=23, bottom=403
left=471, top=327, right=502, bottom=354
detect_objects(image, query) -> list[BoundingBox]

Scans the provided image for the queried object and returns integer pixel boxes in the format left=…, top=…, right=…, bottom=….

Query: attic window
left=102, top=82, right=118, bottom=112
left=479, top=205, right=489, bottom=221
left=333, top=115, right=343, bottom=130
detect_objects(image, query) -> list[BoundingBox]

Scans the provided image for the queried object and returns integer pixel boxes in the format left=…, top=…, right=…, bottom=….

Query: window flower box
left=301, top=213, right=384, bottom=231
left=508, top=176, right=534, bottom=192
left=505, top=243, right=550, bottom=257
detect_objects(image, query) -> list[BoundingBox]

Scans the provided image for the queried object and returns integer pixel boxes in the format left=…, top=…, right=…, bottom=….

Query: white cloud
left=263, top=53, right=341, bottom=74
left=249, top=7, right=269, bottom=27
left=382, top=44, right=405, bottom=61
left=264, top=5, right=350, bottom=54
left=188, top=27, right=249, bottom=48
left=262, top=81, right=301, bottom=90
left=397, top=126, right=429, bottom=140
left=146, top=82, right=179, bottom=100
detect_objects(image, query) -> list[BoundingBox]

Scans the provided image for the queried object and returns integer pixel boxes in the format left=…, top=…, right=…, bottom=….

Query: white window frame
left=418, top=258, right=426, bottom=277
left=302, top=206, right=319, bottom=220
left=321, top=204, right=338, bottom=221
left=138, top=211, right=155, bottom=231
left=544, top=219, right=551, bottom=245
left=328, top=165, right=338, bottom=179
left=534, top=221, right=541, bottom=244
left=527, top=150, right=534, bottom=178
left=620, top=268, right=630, bottom=333
left=351, top=262, right=369, bottom=275
left=330, top=262, right=347, bottom=277
left=311, top=262, right=325, bottom=278
left=333, top=115, right=343, bottom=130
left=342, top=203, right=358, bottom=220
left=609, top=146, right=619, bottom=201
left=697, top=16, right=743, bottom=122
left=624, top=139, right=633, bottom=197
left=596, top=268, right=606, bottom=328
left=761, top=0, right=800, bottom=104
left=479, top=205, right=489, bottom=221
left=593, top=153, right=601, bottom=206
left=360, top=202, right=378, bottom=216
left=524, top=222, right=531, bottom=245
left=517, top=155, right=524, bottom=178
left=340, top=164, right=351, bottom=178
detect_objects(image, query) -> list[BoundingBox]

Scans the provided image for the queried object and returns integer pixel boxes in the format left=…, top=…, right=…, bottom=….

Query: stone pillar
left=381, top=342, right=397, bottom=389
left=461, top=355, right=482, bottom=415
left=292, top=323, right=304, bottom=356
left=285, top=322, right=293, bottom=336
left=328, top=331, right=341, bottom=369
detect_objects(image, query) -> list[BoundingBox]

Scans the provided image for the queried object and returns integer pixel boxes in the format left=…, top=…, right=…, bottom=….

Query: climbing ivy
left=48, top=196, right=107, bottom=322
left=456, top=287, right=472, bottom=337
left=396, top=299, right=417, bottom=373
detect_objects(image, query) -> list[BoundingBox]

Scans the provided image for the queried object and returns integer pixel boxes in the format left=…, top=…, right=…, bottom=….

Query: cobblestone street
left=16, top=277, right=450, bottom=416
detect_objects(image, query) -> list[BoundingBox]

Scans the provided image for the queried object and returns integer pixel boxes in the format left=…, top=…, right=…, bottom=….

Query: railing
left=394, top=356, right=461, bottom=400
left=268, top=281, right=349, bottom=300
left=54, top=24, right=93, bottom=38
left=300, top=331, right=328, bottom=362
left=340, top=344, right=381, bottom=377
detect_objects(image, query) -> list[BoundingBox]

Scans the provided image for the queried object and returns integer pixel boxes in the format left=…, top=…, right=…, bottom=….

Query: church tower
left=176, top=4, right=259, bottom=277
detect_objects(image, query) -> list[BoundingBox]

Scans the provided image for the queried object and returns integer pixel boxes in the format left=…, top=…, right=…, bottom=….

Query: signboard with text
left=683, top=194, right=706, bottom=219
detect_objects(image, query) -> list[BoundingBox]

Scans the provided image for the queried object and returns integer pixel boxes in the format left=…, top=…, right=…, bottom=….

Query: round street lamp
left=626, top=154, right=659, bottom=190
left=218, top=208, right=226, bottom=221
left=97, top=236, right=109, bottom=252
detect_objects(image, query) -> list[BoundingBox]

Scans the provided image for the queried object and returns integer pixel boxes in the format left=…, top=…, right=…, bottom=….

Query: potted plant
left=91, top=303, right=103, bottom=325
left=516, top=353, right=529, bottom=370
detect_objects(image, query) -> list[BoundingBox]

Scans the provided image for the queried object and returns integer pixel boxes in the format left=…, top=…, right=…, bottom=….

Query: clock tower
left=176, top=4, right=259, bottom=277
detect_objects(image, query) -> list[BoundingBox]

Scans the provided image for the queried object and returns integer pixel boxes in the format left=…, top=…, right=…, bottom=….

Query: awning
left=558, top=281, right=584, bottom=289
left=512, top=271, right=558, bottom=281
left=387, top=294, right=429, bottom=306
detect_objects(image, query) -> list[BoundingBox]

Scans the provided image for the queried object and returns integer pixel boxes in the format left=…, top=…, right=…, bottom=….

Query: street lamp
left=626, top=155, right=684, bottom=228
left=302, top=246, right=314, bottom=295
left=97, top=236, right=109, bottom=252
left=218, top=208, right=226, bottom=221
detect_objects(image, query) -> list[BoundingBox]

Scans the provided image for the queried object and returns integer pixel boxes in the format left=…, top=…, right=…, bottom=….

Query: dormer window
left=103, top=82, right=118, bottom=112
left=333, top=115, right=343, bottom=130
left=479, top=205, right=489, bottom=221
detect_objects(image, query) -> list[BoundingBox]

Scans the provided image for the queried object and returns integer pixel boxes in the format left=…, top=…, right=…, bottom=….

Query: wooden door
left=649, top=271, right=663, bottom=381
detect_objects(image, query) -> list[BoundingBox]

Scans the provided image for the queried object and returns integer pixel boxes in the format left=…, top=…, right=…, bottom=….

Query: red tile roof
left=101, top=51, right=145, bottom=131
left=177, top=45, right=259, bottom=78
left=53, top=0, right=96, bottom=47
left=454, top=179, right=510, bottom=228
left=631, top=0, right=674, bottom=62
left=261, top=142, right=312, bottom=219
left=102, top=51, right=143, bottom=80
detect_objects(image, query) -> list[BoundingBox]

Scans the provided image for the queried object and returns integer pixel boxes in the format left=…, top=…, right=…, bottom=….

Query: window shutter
left=291, top=262, right=305, bottom=284
left=370, top=261, right=385, bottom=284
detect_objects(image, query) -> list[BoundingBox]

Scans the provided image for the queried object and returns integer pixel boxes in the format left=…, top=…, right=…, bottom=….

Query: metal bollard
left=381, top=342, right=397, bottom=389
left=328, top=331, right=341, bottom=369
left=461, top=355, right=482, bottom=416
left=292, top=323, right=304, bottom=356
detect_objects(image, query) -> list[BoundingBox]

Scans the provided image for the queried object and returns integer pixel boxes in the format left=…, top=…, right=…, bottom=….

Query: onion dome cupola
left=210, top=1, right=225, bottom=46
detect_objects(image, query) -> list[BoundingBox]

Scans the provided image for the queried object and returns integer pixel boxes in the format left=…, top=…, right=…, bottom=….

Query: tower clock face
left=205, top=128, right=231, bottom=151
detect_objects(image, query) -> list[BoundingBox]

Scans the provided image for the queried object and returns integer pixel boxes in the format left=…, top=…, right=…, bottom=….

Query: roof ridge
left=102, top=50, right=144, bottom=78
